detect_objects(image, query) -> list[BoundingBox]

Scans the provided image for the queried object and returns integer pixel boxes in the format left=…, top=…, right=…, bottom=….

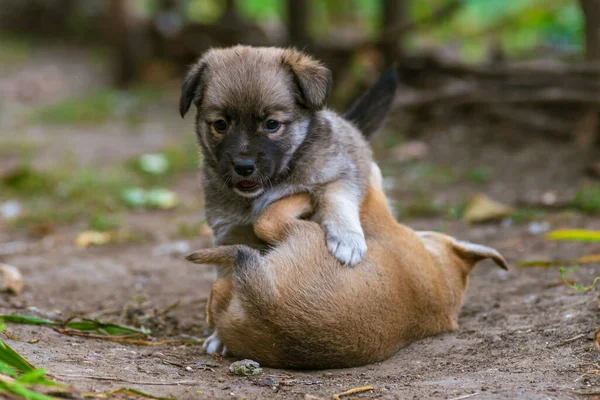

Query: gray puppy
left=180, top=46, right=396, bottom=266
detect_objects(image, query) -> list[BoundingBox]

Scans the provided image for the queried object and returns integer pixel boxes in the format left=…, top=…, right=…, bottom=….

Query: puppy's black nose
left=233, top=160, right=256, bottom=177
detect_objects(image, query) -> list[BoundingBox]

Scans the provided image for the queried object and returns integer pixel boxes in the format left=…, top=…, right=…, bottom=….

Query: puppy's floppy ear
left=179, top=61, right=208, bottom=118
left=282, top=49, right=332, bottom=110
left=451, top=239, right=509, bottom=271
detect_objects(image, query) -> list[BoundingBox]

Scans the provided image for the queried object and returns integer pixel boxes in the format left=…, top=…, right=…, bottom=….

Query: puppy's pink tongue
left=238, top=181, right=258, bottom=189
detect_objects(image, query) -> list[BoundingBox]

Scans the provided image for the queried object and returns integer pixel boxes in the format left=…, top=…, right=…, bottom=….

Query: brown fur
left=186, top=165, right=508, bottom=369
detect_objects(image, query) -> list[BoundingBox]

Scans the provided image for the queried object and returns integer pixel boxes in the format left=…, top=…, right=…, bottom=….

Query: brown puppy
left=186, top=164, right=508, bottom=369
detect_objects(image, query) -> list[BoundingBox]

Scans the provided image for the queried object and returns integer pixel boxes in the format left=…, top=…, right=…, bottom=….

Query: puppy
left=179, top=46, right=397, bottom=266
left=186, top=164, right=509, bottom=369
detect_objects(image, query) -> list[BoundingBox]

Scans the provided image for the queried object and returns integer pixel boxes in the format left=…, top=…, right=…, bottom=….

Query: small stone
left=528, top=221, right=550, bottom=235
left=541, top=191, right=557, bottom=205
left=185, top=366, right=193, bottom=372
left=229, top=359, right=262, bottom=376
left=0, top=201, right=22, bottom=220
left=0, top=264, right=23, bottom=295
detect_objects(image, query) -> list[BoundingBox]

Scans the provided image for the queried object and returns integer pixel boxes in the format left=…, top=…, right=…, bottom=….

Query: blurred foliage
left=30, top=86, right=164, bottom=125
left=572, top=184, right=600, bottom=214
left=0, top=0, right=584, bottom=62
left=2, top=139, right=199, bottom=230
left=420, top=0, right=583, bottom=61
left=179, top=0, right=583, bottom=61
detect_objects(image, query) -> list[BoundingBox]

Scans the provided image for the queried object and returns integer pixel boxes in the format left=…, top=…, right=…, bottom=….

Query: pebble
left=0, top=201, right=22, bottom=220
left=528, top=221, right=550, bottom=235
left=229, top=359, right=262, bottom=376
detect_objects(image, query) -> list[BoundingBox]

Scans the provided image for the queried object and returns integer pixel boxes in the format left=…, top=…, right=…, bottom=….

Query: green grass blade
left=0, top=315, right=150, bottom=336
left=0, top=361, right=18, bottom=377
left=17, top=368, right=58, bottom=387
left=0, top=316, right=59, bottom=327
left=546, top=229, right=600, bottom=241
left=65, top=320, right=150, bottom=336
left=0, top=380, right=59, bottom=400
left=560, top=266, right=600, bottom=292
left=0, top=339, right=35, bottom=373
left=93, top=388, right=177, bottom=400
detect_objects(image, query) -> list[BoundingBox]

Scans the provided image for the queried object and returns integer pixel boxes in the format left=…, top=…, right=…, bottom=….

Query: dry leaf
left=0, top=264, right=23, bottom=295
left=331, top=385, right=374, bottom=400
left=463, top=194, right=513, bottom=224
left=75, top=231, right=112, bottom=248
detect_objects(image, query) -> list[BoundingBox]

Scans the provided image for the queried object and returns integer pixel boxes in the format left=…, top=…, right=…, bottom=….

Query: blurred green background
left=0, top=0, right=598, bottom=239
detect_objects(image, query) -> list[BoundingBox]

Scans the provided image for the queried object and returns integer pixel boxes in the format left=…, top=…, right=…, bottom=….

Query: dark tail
left=342, top=65, right=398, bottom=140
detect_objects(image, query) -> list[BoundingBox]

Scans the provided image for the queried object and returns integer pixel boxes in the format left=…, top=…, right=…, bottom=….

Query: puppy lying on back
left=186, top=164, right=508, bottom=369
left=179, top=46, right=397, bottom=266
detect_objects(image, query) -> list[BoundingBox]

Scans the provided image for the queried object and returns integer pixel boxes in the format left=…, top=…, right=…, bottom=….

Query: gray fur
left=181, top=46, right=374, bottom=266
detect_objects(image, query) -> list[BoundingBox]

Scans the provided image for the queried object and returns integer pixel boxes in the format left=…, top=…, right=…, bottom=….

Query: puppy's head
left=179, top=46, right=332, bottom=198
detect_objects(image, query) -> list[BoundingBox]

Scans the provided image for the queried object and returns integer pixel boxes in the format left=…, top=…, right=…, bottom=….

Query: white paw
left=203, top=330, right=228, bottom=355
left=323, top=223, right=367, bottom=266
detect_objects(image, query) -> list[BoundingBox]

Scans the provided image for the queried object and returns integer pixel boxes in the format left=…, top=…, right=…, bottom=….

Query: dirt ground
left=1, top=44, right=600, bottom=400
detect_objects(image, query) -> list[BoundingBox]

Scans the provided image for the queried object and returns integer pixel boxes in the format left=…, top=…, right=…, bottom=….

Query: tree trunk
left=107, top=0, right=137, bottom=87
left=576, top=0, right=600, bottom=150
left=581, top=0, right=600, bottom=61
left=381, top=0, right=406, bottom=65
left=287, top=0, right=310, bottom=47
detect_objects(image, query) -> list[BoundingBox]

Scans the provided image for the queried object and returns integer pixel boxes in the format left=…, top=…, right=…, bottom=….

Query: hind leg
left=254, top=193, right=314, bottom=244
left=204, top=278, right=233, bottom=356
left=186, top=246, right=260, bottom=356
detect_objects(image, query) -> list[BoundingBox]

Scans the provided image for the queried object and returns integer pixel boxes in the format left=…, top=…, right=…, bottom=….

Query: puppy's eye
left=264, top=119, right=281, bottom=133
left=213, top=119, right=228, bottom=133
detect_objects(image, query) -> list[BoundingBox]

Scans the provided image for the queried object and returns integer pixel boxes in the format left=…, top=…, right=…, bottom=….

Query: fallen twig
left=548, top=333, right=587, bottom=348
left=54, top=373, right=201, bottom=386
left=331, top=385, right=374, bottom=400
left=447, top=393, right=480, bottom=400
left=53, top=328, right=203, bottom=346
left=2, top=330, right=39, bottom=344
left=575, top=364, right=600, bottom=383
left=88, top=387, right=176, bottom=399
left=572, top=390, right=600, bottom=396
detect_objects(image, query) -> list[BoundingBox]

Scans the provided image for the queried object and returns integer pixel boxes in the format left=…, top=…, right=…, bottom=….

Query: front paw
left=323, top=223, right=367, bottom=266
left=203, top=330, right=229, bottom=356
left=251, top=195, right=271, bottom=221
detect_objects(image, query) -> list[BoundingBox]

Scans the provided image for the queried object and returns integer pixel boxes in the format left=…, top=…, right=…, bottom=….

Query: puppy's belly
left=219, top=237, right=414, bottom=368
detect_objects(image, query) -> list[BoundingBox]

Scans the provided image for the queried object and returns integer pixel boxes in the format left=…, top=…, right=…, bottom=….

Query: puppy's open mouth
left=233, top=180, right=263, bottom=196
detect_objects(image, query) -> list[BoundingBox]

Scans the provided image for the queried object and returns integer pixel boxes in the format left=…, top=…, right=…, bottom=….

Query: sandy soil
left=1, top=44, right=599, bottom=400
